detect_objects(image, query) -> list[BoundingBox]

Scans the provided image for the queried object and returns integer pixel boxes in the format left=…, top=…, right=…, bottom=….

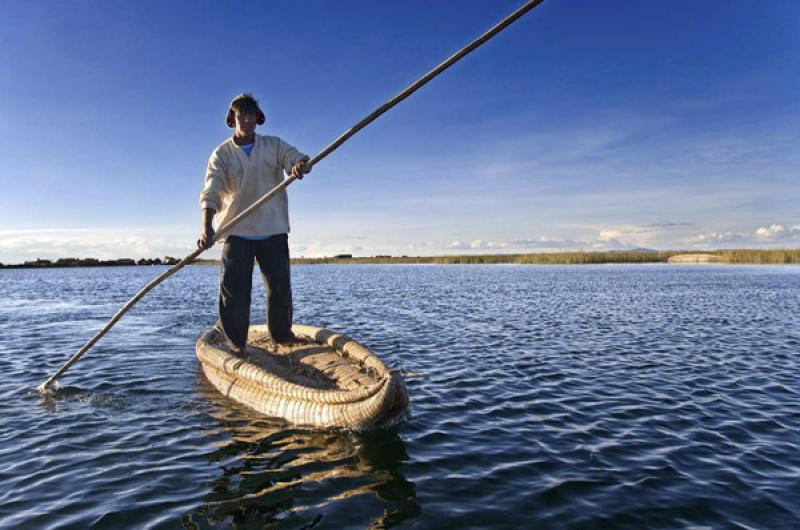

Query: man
left=198, top=93, right=311, bottom=355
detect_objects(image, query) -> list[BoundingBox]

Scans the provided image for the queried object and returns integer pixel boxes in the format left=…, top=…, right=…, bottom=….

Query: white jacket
left=199, top=134, right=308, bottom=238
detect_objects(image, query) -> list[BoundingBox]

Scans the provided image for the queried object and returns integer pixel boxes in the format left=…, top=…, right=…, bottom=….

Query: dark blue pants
left=219, top=234, right=293, bottom=348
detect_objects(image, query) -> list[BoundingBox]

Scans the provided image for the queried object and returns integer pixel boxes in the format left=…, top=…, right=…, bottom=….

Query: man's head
left=226, top=92, right=266, bottom=130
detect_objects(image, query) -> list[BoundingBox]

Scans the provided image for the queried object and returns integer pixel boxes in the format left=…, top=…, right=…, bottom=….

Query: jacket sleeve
left=199, top=148, right=226, bottom=211
left=276, top=138, right=309, bottom=176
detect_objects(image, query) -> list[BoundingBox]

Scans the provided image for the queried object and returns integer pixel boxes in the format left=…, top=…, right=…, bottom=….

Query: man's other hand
left=197, top=226, right=216, bottom=250
left=291, top=158, right=312, bottom=179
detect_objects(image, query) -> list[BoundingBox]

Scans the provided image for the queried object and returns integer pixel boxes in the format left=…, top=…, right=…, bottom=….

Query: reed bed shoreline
left=3, top=249, right=798, bottom=269
left=292, top=249, right=800, bottom=265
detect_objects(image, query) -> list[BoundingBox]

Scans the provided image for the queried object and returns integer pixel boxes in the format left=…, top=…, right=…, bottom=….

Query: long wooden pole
left=37, top=0, right=546, bottom=393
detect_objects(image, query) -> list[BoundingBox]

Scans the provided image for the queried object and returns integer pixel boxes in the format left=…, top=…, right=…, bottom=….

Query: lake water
left=0, top=264, right=798, bottom=529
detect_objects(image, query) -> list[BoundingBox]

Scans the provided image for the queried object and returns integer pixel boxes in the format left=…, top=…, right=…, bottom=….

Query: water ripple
left=1, top=264, right=799, bottom=528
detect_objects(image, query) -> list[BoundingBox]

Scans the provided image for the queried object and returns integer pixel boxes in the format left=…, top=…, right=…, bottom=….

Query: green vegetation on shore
left=0, top=257, right=181, bottom=269
left=292, top=251, right=677, bottom=265
left=717, top=249, right=800, bottom=264
left=294, top=249, right=800, bottom=265
left=2, top=249, right=798, bottom=269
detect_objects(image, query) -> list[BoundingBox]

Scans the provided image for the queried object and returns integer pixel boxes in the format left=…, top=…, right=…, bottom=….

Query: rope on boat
left=37, top=0, right=547, bottom=394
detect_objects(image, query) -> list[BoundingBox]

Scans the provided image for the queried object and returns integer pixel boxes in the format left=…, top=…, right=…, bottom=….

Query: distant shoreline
left=2, top=249, right=798, bottom=269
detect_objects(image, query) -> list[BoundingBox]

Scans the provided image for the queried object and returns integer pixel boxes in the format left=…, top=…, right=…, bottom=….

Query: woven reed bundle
left=196, top=324, right=408, bottom=429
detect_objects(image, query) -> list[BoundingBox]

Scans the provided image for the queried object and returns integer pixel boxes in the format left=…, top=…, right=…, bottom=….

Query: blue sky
left=1, top=0, right=798, bottom=262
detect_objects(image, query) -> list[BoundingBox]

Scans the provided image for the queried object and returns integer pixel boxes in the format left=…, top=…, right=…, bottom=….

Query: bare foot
left=275, top=334, right=305, bottom=347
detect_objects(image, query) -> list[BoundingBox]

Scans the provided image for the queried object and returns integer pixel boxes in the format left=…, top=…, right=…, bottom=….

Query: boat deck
left=205, top=326, right=382, bottom=392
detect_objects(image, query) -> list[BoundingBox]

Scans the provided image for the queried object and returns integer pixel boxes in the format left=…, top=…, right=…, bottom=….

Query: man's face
left=234, top=110, right=258, bottom=136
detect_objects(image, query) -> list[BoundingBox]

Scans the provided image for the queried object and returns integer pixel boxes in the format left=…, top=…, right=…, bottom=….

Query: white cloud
left=689, top=222, right=800, bottom=248
left=594, top=225, right=665, bottom=249
left=290, top=240, right=358, bottom=258
left=0, top=227, right=197, bottom=264
left=754, top=224, right=786, bottom=240
left=599, top=229, right=622, bottom=242
left=4, top=219, right=799, bottom=265
left=690, top=231, right=745, bottom=243
left=464, top=240, right=510, bottom=250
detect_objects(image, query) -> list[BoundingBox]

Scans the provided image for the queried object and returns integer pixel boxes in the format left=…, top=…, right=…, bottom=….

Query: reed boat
left=196, top=324, right=408, bottom=429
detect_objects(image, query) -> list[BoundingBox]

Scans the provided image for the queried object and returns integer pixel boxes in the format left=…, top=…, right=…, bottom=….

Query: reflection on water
left=186, top=371, right=419, bottom=529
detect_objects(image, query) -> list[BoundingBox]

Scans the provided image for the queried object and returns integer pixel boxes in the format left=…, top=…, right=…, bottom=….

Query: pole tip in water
left=36, top=381, right=59, bottom=396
